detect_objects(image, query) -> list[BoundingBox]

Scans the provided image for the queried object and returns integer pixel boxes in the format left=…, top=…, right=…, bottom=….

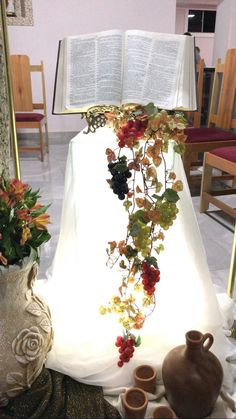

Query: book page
left=52, top=40, right=67, bottom=114
left=175, top=36, right=196, bottom=110
left=65, top=30, right=123, bottom=110
left=122, top=31, right=194, bottom=110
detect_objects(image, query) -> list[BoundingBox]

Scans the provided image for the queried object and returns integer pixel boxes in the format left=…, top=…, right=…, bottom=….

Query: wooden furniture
left=10, top=55, right=49, bottom=161
left=186, top=58, right=205, bottom=128
left=201, top=67, right=215, bottom=126
left=200, top=147, right=236, bottom=218
left=183, top=49, right=236, bottom=188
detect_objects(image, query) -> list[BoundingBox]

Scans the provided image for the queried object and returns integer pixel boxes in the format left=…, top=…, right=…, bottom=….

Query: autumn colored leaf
left=118, top=240, right=127, bottom=255
left=136, top=198, right=145, bottom=208
left=105, top=148, right=116, bottom=162
left=146, top=166, right=157, bottom=179
left=136, top=185, right=142, bottom=193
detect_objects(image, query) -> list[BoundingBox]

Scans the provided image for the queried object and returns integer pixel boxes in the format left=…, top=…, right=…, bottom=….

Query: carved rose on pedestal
left=0, top=257, right=53, bottom=406
left=12, top=326, right=44, bottom=364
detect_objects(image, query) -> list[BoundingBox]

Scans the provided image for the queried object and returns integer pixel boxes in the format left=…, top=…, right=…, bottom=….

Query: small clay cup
left=134, top=364, right=157, bottom=394
left=122, top=387, right=148, bottom=419
left=151, top=405, right=177, bottom=419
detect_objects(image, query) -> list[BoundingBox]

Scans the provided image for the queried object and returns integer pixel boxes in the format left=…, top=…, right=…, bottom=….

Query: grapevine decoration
left=99, top=103, right=187, bottom=367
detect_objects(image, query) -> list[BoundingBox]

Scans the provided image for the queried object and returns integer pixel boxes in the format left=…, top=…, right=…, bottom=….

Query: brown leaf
left=105, top=148, right=116, bottom=162
left=146, top=166, right=157, bottom=179
left=147, top=210, right=160, bottom=224
left=118, top=240, right=127, bottom=255
left=136, top=198, right=145, bottom=208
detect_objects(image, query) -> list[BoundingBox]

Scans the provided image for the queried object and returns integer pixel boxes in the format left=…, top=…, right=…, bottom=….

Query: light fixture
left=188, top=14, right=195, bottom=18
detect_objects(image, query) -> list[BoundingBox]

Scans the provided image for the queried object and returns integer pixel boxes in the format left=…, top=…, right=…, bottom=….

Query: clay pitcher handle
left=202, top=333, right=214, bottom=351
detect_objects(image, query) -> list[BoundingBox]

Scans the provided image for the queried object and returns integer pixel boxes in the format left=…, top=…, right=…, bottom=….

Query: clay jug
left=162, top=330, right=223, bottom=419
left=0, top=252, right=53, bottom=406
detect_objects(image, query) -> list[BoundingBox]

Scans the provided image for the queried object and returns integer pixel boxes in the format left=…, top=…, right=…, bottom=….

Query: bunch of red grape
left=141, top=262, right=160, bottom=296
left=117, top=119, right=148, bottom=148
left=115, top=335, right=135, bottom=367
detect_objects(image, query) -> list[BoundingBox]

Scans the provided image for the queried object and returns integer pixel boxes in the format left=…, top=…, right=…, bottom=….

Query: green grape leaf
left=130, top=223, right=141, bottom=237
left=163, top=188, right=180, bottom=203
left=146, top=256, right=158, bottom=268
left=114, top=163, right=127, bottom=173
left=119, top=155, right=127, bottom=162
left=174, top=143, right=186, bottom=155
left=144, top=103, right=156, bottom=116
left=135, top=335, right=142, bottom=347
left=152, top=194, right=163, bottom=202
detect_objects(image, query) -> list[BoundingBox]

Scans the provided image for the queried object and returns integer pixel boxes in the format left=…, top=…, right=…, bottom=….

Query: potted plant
left=0, top=175, right=53, bottom=406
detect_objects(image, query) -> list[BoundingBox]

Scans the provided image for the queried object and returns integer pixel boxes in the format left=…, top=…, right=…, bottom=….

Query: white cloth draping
left=35, top=127, right=236, bottom=418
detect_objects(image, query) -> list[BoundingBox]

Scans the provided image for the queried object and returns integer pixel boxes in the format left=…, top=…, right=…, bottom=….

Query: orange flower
left=20, top=227, right=32, bottom=245
left=0, top=252, right=8, bottom=266
left=0, top=190, right=10, bottom=205
left=32, top=213, right=50, bottom=230
left=9, top=179, right=28, bottom=202
left=16, top=209, right=32, bottom=222
left=32, top=203, right=43, bottom=210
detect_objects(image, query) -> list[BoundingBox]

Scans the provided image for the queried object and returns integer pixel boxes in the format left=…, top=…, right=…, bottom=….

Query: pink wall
left=8, top=0, right=176, bottom=133
left=213, top=0, right=236, bottom=63
left=175, top=6, right=215, bottom=67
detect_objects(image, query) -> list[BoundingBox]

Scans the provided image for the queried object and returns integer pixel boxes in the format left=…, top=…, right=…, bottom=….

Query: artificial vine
left=99, top=103, right=187, bottom=367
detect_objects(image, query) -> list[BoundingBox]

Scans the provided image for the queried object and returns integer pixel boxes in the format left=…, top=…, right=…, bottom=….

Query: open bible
left=52, top=29, right=197, bottom=114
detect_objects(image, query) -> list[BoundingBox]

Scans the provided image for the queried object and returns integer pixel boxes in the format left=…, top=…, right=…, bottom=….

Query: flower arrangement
left=0, top=176, right=51, bottom=267
left=99, top=103, right=187, bottom=367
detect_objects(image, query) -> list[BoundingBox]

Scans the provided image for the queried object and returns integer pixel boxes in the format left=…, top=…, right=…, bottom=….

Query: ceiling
left=176, top=0, right=223, bottom=6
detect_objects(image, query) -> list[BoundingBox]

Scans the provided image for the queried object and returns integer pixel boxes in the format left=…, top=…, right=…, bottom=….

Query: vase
left=151, top=405, right=177, bottom=419
left=0, top=251, right=53, bottom=406
left=162, top=330, right=223, bottom=419
left=122, top=387, right=148, bottom=419
left=134, top=364, right=157, bottom=394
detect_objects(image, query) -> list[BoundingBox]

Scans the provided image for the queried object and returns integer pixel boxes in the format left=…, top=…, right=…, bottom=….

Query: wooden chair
left=186, top=58, right=205, bottom=128
left=10, top=55, right=49, bottom=161
left=183, top=49, right=236, bottom=188
left=200, top=147, right=236, bottom=218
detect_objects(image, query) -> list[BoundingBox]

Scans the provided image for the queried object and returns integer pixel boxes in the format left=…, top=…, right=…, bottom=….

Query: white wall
left=8, top=0, right=177, bottom=133
left=213, top=0, right=236, bottom=63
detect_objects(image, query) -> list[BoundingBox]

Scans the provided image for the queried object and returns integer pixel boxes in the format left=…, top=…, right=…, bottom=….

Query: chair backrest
left=208, top=48, right=236, bottom=130
left=186, top=58, right=204, bottom=128
left=10, top=55, right=47, bottom=115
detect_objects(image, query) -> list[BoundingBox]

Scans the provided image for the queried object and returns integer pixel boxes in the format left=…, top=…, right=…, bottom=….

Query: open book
left=53, top=30, right=197, bottom=114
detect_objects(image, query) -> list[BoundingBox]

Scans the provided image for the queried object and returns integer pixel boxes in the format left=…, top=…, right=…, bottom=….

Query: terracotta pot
left=0, top=252, right=53, bottom=406
left=134, top=364, right=157, bottom=394
left=162, top=330, right=223, bottom=419
left=122, top=387, right=148, bottom=419
left=151, top=405, right=177, bottom=419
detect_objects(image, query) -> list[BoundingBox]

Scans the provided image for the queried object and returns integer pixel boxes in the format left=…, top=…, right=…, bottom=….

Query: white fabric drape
left=35, top=127, right=236, bottom=417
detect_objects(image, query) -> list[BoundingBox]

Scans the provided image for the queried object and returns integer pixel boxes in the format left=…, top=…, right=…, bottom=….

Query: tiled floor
left=15, top=132, right=236, bottom=295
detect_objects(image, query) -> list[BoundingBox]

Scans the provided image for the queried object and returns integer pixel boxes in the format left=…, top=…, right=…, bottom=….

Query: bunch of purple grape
left=108, top=159, right=132, bottom=200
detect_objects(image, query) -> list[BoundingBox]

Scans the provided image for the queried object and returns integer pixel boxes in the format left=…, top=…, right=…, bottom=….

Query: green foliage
left=0, top=176, right=51, bottom=266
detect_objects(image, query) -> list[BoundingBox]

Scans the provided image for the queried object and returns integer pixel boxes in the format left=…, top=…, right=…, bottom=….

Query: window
left=188, top=10, right=216, bottom=33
